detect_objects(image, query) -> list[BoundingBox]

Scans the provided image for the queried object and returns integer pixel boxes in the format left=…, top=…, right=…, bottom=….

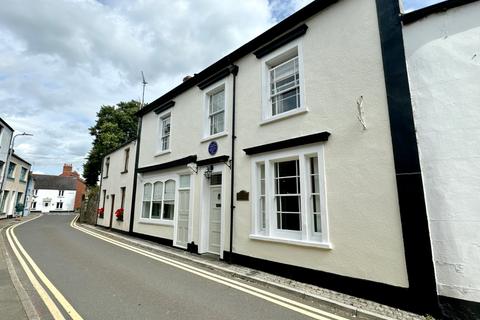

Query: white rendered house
left=403, top=1, right=480, bottom=318
left=121, top=0, right=440, bottom=316
left=31, top=175, right=76, bottom=213
left=97, top=140, right=136, bottom=232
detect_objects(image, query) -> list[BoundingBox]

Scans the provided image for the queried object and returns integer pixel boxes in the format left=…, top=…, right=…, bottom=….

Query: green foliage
left=83, top=100, right=140, bottom=186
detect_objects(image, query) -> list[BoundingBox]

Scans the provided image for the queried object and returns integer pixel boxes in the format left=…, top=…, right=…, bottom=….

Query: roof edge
left=402, top=0, right=479, bottom=24
left=137, top=0, right=338, bottom=117
left=12, top=153, right=32, bottom=166
left=0, top=117, right=14, bottom=132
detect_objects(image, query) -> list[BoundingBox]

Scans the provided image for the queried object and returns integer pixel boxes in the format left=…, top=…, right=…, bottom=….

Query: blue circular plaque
left=208, top=141, right=218, bottom=156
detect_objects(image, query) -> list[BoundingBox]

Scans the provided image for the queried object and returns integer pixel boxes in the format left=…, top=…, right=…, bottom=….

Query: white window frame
left=202, top=80, right=228, bottom=142
left=249, top=144, right=330, bottom=248
left=139, top=174, right=178, bottom=226
left=156, top=111, right=172, bottom=155
left=261, top=39, right=306, bottom=124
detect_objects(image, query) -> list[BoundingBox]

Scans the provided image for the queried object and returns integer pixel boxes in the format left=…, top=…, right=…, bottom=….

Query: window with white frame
left=159, top=114, right=171, bottom=152
left=7, top=163, right=16, bottom=178
left=141, top=179, right=176, bottom=222
left=207, top=86, right=225, bottom=136
left=262, top=44, right=304, bottom=120
left=56, top=202, right=63, bottom=209
left=58, top=190, right=64, bottom=197
left=251, top=145, right=328, bottom=245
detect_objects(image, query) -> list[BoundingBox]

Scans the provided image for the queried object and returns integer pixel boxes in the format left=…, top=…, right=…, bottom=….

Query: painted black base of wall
left=440, top=295, right=480, bottom=320
left=95, top=224, right=130, bottom=236
left=223, top=251, right=440, bottom=315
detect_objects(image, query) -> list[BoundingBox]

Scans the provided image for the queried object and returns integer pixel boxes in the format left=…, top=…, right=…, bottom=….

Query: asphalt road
left=14, top=215, right=318, bottom=320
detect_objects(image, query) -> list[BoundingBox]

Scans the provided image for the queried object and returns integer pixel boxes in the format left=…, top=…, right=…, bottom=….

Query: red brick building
left=59, top=164, right=86, bottom=210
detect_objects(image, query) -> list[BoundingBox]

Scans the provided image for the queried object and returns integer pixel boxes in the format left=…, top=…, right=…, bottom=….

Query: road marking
left=6, top=217, right=66, bottom=320
left=71, top=215, right=348, bottom=320
left=7, top=216, right=83, bottom=320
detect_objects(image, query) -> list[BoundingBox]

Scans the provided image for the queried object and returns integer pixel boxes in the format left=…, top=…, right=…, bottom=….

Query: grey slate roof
left=32, top=174, right=77, bottom=190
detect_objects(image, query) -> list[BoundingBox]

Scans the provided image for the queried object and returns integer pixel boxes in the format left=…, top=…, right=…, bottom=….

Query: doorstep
left=80, top=223, right=424, bottom=320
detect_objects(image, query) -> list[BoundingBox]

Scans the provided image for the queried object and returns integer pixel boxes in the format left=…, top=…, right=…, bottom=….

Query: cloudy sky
left=0, top=0, right=440, bottom=176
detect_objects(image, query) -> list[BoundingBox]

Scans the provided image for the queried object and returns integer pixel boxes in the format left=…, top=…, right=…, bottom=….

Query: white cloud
left=0, top=0, right=279, bottom=176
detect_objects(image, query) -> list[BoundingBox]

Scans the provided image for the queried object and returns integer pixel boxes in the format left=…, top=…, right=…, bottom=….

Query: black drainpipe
left=129, top=117, right=142, bottom=234
left=228, top=64, right=239, bottom=263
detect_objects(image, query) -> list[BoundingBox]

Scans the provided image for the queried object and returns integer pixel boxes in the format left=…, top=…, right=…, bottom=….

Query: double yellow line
left=7, top=215, right=348, bottom=320
left=6, top=216, right=83, bottom=320
left=71, top=215, right=347, bottom=320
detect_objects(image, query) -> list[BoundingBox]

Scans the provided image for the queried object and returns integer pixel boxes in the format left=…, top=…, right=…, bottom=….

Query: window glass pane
left=277, top=212, right=301, bottom=231
left=151, top=202, right=161, bottom=219
left=277, top=177, right=299, bottom=194
left=164, top=180, right=175, bottom=200
left=143, top=183, right=152, bottom=200
left=276, top=196, right=300, bottom=213
left=312, top=195, right=320, bottom=213
left=142, top=202, right=150, bottom=218
left=179, top=175, right=190, bottom=188
left=313, top=213, right=322, bottom=233
left=153, top=182, right=163, bottom=201
left=260, top=197, right=266, bottom=229
left=276, top=160, right=298, bottom=177
left=210, top=173, right=222, bottom=186
left=210, top=112, right=225, bottom=135
left=163, top=201, right=174, bottom=220
left=273, top=88, right=299, bottom=115
left=209, top=89, right=225, bottom=114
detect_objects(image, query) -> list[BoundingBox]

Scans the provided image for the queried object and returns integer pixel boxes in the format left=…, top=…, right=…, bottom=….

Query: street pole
left=0, top=132, right=33, bottom=215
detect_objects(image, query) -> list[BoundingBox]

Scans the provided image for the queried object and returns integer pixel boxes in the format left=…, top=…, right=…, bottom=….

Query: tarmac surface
left=12, top=214, right=329, bottom=319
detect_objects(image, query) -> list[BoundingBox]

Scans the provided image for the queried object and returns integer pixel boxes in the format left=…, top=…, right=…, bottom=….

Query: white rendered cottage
left=97, top=140, right=136, bottom=232
left=31, top=175, right=76, bottom=213
left=403, top=1, right=480, bottom=318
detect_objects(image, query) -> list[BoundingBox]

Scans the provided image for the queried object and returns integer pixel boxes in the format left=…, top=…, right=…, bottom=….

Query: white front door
left=208, top=187, right=222, bottom=254
left=176, top=190, right=190, bottom=248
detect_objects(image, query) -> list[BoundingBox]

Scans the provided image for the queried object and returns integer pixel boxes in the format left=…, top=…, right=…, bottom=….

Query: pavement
left=0, top=215, right=37, bottom=320
left=2, top=214, right=426, bottom=320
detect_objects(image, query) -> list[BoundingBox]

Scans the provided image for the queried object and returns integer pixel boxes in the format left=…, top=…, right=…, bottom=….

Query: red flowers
left=97, top=208, right=104, bottom=217
left=115, top=208, right=124, bottom=220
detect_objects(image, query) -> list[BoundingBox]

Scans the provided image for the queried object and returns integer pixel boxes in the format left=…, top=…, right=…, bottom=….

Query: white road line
left=71, top=215, right=348, bottom=320
left=6, top=217, right=66, bottom=320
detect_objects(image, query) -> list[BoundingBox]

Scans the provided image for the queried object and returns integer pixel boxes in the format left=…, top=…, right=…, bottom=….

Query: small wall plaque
left=236, top=190, right=249, bottom=201
left=208, top=141, right=218, bottom=156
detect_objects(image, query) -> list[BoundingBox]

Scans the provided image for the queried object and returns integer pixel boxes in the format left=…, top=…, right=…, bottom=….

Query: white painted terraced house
left=403, top=0, right=480, bottom=318
left=31, top=175, right=76, bottom=213
left=97, top=140, right=136, bottom=232
left=98, top=0, right=459, bottom=317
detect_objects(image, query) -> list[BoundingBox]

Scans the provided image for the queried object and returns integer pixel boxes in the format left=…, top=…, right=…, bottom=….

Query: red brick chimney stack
left=63, top=163, right=73, bottom=175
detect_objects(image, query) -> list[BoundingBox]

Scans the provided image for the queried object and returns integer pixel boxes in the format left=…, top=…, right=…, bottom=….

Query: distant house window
left=159, top=113, right=171, bottom=152
left=20, top=167, right=28, bottom=182
left=102, top=190, right=106, bottom=209
left=123, top=148, right=130, bottom=173
left=7, top=163, right=16, bottom=179
left=16, top=192, right=23, bottom=205
left=33, top=189, right=38, bottom=196
left=58, top=190, right=64, bottom=197
left=1, top=191, right=9, bottom=212
left=206, top=85, right=226, bottom=136
left=31, top=202, right=37, bottom=209
left=104, top=157, right=110, bottom=178
left=56, top=202, right=63, bottom=209
left=262, top=42, right=305, bottom=121
left=120, top=187, right=126, bottom=209
left=141, top=179, right=176, bottom=222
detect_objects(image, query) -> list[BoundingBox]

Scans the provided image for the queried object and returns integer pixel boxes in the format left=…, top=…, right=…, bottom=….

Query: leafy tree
left=83, top=100, right=140, bottom=186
